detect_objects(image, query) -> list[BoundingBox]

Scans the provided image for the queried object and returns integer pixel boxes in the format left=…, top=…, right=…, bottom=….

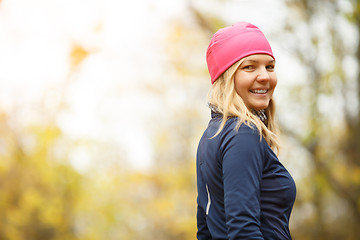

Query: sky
left=0, top=0, right=187, bottom=171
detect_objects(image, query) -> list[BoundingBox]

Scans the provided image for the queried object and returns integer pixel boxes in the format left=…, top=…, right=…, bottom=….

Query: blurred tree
left=277, top=0, right=360, bottom=239
left=0, top=43, right=90, bottom=239
left=0, top=112, right=82, bottom=240
left=141, top=19, right=212, bottom=239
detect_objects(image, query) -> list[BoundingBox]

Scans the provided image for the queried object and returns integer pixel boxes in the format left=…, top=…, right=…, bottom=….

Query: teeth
left=251, top=89, right=267, bottom=94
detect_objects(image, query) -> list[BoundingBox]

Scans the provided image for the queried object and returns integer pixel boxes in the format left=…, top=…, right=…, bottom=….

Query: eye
left=243, top=65, right=254, bottom=70
left=266, top=64, right=275, bottom=71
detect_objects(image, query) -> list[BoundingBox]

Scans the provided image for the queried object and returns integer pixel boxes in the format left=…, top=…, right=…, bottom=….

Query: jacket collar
left=211, top=110, right=222, bottom=119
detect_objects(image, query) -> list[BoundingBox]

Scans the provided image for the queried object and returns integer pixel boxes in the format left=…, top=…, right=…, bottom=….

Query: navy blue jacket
left=196, top=112, right=296, bottom=239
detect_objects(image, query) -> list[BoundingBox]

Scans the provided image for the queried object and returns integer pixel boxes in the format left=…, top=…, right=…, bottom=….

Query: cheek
left=234, top=76, right=241, bottom=94
left=271, top=75, right=278, bottom=89
left=234, top=74, right=250, bottom=95
left=234, top=80, right=248, bottom=97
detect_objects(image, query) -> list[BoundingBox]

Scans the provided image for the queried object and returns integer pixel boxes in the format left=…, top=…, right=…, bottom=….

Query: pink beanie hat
left=206, top=22, right=274, bottom=84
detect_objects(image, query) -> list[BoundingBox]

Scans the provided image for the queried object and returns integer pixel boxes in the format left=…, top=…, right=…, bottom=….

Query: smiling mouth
left=250, top=89, right=268, bottom=94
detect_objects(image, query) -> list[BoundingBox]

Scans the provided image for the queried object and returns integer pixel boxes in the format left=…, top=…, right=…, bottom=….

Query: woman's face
left=234, top=54, right=277, bottom=110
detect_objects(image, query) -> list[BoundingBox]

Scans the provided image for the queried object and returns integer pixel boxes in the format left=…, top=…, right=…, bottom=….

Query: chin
left=253, top=107, right=267, bottom=111
left=252, top=103, right=269, bottom=110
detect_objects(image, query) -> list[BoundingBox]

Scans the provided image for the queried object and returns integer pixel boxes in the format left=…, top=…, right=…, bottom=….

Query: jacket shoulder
left=221, top=118, right=260, bottom=138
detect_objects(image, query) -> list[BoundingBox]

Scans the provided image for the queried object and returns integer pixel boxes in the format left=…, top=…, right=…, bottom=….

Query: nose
left=256, top=67, right=270, bottom=82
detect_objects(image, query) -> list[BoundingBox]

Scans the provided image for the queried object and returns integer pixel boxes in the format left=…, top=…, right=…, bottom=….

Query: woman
left=196, top=22, right=296, bottom=239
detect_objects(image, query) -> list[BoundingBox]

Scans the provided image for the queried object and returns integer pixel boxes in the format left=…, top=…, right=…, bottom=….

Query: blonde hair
left=208, top=59, right=280, bottom=153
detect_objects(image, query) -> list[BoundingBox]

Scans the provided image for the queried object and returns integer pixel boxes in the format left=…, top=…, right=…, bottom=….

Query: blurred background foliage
left=0, top=0, right=359, bottom=239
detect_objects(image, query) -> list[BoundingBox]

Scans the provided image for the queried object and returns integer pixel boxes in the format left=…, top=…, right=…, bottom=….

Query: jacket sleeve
left=221, top=127, right=264, bottom=239
left=196, top=201, right=211, bottom=239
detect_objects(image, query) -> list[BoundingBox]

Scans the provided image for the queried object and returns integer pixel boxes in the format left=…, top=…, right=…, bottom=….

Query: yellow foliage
left=70, top=44, right=89, bottom=68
